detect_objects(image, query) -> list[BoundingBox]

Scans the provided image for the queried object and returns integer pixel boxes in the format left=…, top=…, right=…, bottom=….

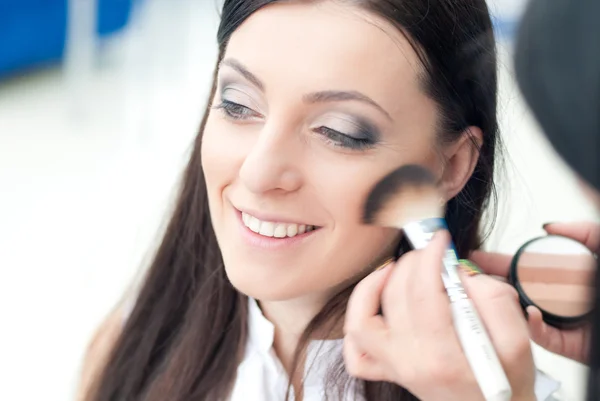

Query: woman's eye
left=315, top=126, right=376, bottom=150
left=215, top=100, right=261, bottom=120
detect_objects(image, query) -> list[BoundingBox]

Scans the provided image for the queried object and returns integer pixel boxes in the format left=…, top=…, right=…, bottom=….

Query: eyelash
left=314, top=126, right=376, bottom=150
left=214, top=100, right=260, bottom=120
left=214, top=100, right=377, bottom=150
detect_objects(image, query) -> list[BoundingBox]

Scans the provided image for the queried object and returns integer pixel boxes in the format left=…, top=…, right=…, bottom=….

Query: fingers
left=384, top=231, right=451, bottom=329
left=343, top=334, right=390, bottom=382
left=543, top=221, right=600, bottom=251
left=344, top=261, right=394, bottom=358
left=414, top=230, right=452, bottom=295
left=461, top=271, right=533, bottom=370
left=525, top=306, right=551, bottom=348
left=345, top=260, right=393, bottom=332
left=405, top=231, right=449, bottom=300
left=383, top=231, right=456, bottom=347
left=414, top=231, right=454, bottom=325
left=469, top=250, right=512, bottom=277
left=525, top=305, right=568, bottom=357
left=463, top=271, right=536, bottom=394
left=346, top=231, right=455, bottom=381
left=469, top=221, right=600, bottom=277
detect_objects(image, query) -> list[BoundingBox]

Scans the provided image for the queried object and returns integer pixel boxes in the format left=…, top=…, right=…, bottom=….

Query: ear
left=438, top=127, right=483, bottom=200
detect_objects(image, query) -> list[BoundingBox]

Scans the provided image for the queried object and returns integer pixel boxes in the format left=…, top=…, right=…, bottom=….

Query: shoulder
left=76, top=304, right=128, bottom=401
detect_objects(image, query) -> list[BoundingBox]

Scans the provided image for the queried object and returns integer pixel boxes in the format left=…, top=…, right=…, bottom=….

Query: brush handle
left=403, top=219, right=512, bottom=401
left=451, top=298, right=512, bottom=401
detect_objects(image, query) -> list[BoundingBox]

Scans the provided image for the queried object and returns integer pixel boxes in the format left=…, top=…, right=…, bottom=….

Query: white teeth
left=241, top=212, right=316, bottom=238
left=248, top=216, right=260, bottom=233
left=274, top=224, right=287, bottom=238
left=286, top=224, right=298, bottom=237
left=259, top=221, right=275, bottom=236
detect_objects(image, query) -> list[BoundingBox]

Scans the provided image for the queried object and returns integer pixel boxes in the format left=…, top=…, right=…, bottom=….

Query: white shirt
left=123, top=297, right=561, bottom=400
left=228, top=298, right=562, bottom=401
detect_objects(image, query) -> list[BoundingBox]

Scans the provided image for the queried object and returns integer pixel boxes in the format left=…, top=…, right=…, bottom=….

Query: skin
left=201, top=1, right=480, bottom=381
left=471, top=221, right=600, bottom=365
left=78, top=2, right=535, bottom=400
left=345, top=232, right=537, bottom=401
left=74, top=3, right=598, bottom=393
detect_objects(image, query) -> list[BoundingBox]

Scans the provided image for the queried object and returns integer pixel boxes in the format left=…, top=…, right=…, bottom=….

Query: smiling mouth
left=241, top=211, right=319, bottom=238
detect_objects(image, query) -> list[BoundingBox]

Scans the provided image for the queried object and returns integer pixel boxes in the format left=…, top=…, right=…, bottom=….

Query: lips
left=241, top=211, right=317, bottom=238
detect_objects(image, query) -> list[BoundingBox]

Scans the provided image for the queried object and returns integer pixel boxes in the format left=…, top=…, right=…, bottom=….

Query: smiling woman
left=78, top=1, right=510, bottom=401
left=202, top=2, right=482, bottom=309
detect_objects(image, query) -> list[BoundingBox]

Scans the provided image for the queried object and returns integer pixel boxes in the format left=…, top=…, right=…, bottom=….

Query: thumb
left=543, top=221, right=600, bottom=252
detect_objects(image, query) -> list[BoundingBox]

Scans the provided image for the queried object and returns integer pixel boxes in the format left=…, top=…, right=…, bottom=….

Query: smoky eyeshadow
left=217, top=73, right=382, bottom=143
left=334, top=115, right=382, bottom=143
left=217, top=71, right=250, bottom=97
left=217, top=76, right=234, bottom=97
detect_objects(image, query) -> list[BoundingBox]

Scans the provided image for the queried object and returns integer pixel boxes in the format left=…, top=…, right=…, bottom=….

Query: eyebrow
left=303, top=91, right=392, bottom=121
left=220, top=58, right=392, bottom=121
left=220, top=58, right=265, bottom=91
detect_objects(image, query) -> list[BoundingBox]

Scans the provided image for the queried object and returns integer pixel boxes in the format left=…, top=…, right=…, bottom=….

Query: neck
left=257, top=291, right=348, bottom=400
left=258, top=294, right=328, bottom=373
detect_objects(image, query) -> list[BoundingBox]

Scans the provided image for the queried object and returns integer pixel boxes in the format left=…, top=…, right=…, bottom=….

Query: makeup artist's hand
left=344, top=231, right=536, bottom=401
left=470, top=221, right=598, bottom=365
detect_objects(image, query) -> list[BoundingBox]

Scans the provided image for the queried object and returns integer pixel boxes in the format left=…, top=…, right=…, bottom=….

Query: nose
left=238, top=122, right=303, bottom=194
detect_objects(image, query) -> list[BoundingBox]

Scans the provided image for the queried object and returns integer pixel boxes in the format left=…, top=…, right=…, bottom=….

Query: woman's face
left=202, top=2, right=441, bottom=302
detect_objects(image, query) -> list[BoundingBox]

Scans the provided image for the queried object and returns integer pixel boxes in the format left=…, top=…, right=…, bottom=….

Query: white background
left=0, top=1, right=596, bottom=400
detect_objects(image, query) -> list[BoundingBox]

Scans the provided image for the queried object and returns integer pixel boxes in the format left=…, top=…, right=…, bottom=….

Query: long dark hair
left=87, top=1, right=499, bottom=400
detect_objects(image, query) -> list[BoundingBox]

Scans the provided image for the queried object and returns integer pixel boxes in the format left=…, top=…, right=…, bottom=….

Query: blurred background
left=0, top=1, right=597, bottom=400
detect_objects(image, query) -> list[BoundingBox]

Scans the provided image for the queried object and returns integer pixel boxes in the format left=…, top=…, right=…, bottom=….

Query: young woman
left=78, top=1, right=554, bottom=400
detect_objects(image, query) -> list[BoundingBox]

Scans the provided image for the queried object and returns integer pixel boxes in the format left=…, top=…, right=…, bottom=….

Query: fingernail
left=458, top=259, right=483, bottom=276
left=525, top=305, right=541, bottom=320
left=375, top=258, right=394, bottom=272
left=542, top=222, right=556, bottom=230
left=524, top=305, right=536, bottom=320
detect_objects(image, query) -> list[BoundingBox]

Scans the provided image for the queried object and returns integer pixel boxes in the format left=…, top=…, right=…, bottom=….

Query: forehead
left=223, top=1, right=431, bottom=120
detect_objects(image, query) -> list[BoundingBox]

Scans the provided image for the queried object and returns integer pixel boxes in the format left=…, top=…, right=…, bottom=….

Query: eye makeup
left=311, top=113, right=381, bottom=150
left=211, top=82, right=262, bottom=123
left=215, top=100, right=260, bottom=120
left=214, top=74, right=383, bottom=151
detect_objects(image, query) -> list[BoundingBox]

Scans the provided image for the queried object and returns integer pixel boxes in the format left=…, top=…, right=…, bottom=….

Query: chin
left=223, top=261, right=318, bottom=301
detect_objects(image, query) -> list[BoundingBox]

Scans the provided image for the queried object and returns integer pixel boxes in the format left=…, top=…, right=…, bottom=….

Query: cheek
left=201, top=113, right=243, bottom=195
left=201, top=113, right=247, bottom=236
left=312, top=162, right=400, bottom=279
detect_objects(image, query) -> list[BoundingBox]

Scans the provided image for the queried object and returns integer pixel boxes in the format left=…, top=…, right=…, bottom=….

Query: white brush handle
left=451, top=298, right=512, bottom=401
left=403, top=220, right=512, bottom=401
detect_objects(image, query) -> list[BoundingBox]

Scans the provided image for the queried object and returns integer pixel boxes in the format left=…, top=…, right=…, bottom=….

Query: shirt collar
left=247, top=297, right=276, bottom=354
left=245, top=298, right=560, bottom=399
left=246, top=298, right=345, bottom=388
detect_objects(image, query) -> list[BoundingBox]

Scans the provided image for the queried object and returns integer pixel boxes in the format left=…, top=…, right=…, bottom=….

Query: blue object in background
left=0, top=0, right=134, bottom=78
left=492, top=16, right=520, bottom=42
left=487, top=0, right=527, bottom=43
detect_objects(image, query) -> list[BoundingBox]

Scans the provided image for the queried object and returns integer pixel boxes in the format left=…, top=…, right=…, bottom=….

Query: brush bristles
left=363, top=165, right=444, bottom=228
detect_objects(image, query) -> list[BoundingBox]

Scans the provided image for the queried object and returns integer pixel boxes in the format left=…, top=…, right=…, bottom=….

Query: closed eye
left=214, top=100, right=262, bottom=120
left=314, top=126, right=376, bottom=150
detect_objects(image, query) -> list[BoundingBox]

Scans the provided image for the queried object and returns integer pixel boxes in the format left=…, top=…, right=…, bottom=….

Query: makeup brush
left=363, top=164, right=512, bottom=401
